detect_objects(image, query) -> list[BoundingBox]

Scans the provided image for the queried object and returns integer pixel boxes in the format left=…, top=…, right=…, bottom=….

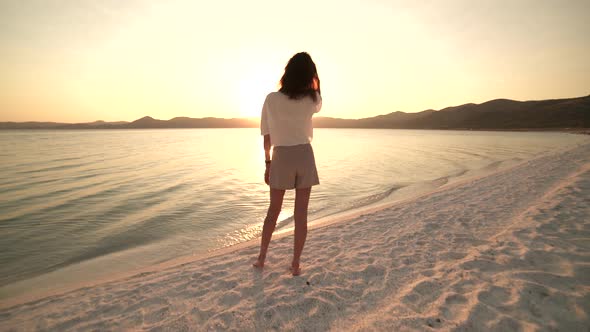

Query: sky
left=0, top=0, right=589, bottom=123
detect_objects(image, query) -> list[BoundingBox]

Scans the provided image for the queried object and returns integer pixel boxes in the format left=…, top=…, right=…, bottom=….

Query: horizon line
left=2, top=93, right=588, bottom=124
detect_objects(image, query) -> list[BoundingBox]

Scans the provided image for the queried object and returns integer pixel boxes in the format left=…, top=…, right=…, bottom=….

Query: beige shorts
left=270, top=144, right=320, bottom=190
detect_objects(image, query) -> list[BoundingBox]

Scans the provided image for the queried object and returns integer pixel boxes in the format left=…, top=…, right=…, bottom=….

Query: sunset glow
left=1, top=0, right=589, bottom=122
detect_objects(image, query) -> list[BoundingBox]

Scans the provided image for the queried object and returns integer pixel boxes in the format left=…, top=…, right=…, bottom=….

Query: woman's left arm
left=264, top=134, right=271, bottom=161
left=264, top=134, right=271, bottom=185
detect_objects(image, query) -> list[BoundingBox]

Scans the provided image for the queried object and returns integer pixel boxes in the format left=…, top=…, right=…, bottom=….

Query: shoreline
left=1, top=143, right=589, bottom=330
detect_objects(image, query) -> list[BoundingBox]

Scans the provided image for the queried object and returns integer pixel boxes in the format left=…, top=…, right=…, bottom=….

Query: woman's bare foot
left=290, top=264, right=301, bottom=276
left=253, top=256, right=265, bottom=269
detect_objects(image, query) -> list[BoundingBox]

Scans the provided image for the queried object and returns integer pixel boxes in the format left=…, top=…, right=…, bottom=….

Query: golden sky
left=1, top=0, right=589, bottom=123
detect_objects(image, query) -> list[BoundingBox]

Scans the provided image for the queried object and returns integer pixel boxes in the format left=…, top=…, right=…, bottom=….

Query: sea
left=0, top=129, right=587, bottom=298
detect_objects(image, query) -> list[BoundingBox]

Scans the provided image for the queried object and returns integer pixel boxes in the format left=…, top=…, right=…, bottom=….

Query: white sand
left=1, top=142, right=590, bottom=331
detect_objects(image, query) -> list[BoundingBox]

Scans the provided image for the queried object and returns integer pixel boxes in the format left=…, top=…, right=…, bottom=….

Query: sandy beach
left=1, top=141, right=589, bottom=331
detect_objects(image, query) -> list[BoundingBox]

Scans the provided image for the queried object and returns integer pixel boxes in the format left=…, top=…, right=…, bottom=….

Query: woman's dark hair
left=279, top=52, right=321, bottom=102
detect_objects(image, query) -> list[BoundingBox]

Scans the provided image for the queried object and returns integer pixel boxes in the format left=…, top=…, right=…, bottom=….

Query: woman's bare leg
left=292, top=187, right=311, bottom=276
left=253, top=188, right=285, bottom=268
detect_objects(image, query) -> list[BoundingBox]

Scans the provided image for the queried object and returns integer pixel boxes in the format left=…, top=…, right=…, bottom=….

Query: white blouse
left=260, top=91, right=322, bottom=147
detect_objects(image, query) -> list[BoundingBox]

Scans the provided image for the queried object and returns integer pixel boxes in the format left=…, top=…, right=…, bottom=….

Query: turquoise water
left=0, top=129, right=587, bottom=296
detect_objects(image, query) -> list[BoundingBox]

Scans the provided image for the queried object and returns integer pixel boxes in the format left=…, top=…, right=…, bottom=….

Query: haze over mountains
left=2, top=95, right=589, bottom=130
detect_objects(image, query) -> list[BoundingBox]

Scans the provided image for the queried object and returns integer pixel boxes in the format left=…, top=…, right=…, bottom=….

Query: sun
left=237, top=64, right=279, bottom=118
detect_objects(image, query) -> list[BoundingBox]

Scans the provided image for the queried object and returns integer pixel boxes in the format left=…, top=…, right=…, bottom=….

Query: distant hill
left=314, top=95, right=590, bottom=129
left=1, top=95, right=588, bottom=130
left=0, top=120, right=131, bottom=130
left=126, top=116, right=257, bottom=129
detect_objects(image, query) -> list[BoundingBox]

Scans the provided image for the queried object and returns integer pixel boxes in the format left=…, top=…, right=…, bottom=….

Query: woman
left=253, top=52, right=322, bottom=276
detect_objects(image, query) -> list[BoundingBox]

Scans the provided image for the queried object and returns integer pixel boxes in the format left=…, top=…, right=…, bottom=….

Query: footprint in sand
left=440, top=293, right=468, bottom=320
left=477, top=285, right=513, bottom=307
left=402, top=279, right=443, bottom=313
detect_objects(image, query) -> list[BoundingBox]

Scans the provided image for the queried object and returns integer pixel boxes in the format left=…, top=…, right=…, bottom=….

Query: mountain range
left=2, top=95, right=589, bottom=130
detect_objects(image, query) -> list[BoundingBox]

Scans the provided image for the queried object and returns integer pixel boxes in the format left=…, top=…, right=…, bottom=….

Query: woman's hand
left=264, top=164, right=270, bottom=185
